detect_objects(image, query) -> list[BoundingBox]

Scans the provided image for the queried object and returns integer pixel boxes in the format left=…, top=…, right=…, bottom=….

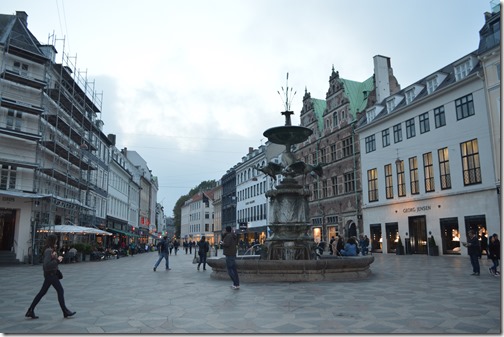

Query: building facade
left=296, top=56, right=400, bottom=244
left=0, top=12, right=112, bottom=262
left=0, top=11, right=161, bottom=263
left=356, top=17, right=500, bottom=255
left=477, top=7, right=501, bottom=217
left=180, top=189, right=216, bottom=245
left=235, top=144, right=282, bottom=246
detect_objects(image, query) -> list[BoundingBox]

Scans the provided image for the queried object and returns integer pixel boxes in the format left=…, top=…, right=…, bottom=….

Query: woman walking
left=197, top=235, right=209, bottom=271
left=25, top=234, right=76, bottom=319
left=488, top=233, right=500, bottom=276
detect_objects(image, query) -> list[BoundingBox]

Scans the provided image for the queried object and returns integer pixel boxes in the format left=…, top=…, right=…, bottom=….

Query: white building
left=122, top=148, right=158, bottom=244
left=356, top=47, right=500, bottom=255
left=181, top=189, right=216, bottom=245
left=477, top=7, right=501, bottom=217
left=235, top=143, right=283, bottom=245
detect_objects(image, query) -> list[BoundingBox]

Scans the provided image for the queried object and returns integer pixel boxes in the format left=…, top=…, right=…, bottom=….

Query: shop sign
left=403, top=205, right=432, bottom=213
left=2, top=197, right=15, bottom=202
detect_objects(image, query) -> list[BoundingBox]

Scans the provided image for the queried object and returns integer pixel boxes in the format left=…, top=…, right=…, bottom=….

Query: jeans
left=198, top=253, right=207, bottom=269
left=225, top=255, right=239, bottom=286
left=30, top=274, right=68, bottom=313
left=154, top=252, right=169, bottom=269
left=470, top=253, right=480, bottom=273
left=491, top=258, right=499, bottom=273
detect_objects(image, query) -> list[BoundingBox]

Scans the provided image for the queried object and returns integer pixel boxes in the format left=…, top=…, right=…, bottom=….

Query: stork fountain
left=207, top=75, right=374, bottom=281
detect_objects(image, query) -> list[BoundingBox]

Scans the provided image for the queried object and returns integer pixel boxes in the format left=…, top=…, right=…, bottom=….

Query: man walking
left=221, top=226, right=240, bottom=289
left=153, top=236, right=171, bottom=271
left=464, top=230, right=480, bottom=276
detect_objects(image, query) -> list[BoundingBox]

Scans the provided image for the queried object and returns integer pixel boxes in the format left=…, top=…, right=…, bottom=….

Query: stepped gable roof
left=0, top=12, right=48, bottom=60
left=311, top=98, right=326, bottom=131
left=340, top=76, right=374, bottom=117
left=309, top=75, right=373, bottom=130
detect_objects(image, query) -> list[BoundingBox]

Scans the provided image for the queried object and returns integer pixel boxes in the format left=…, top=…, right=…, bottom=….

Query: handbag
left=57, top=270, right=63, bottom=279
left=192, top=250, right=200, bottom=264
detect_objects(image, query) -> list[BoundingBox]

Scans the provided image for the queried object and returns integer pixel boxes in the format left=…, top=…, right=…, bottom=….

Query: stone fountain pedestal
left=206, top=255, right=374, bottom=282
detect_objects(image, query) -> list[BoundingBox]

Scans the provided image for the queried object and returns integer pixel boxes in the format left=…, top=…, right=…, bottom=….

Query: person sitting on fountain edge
left=221, top=226, right=240, bottom=290
left=340, top=237, right=358, bottom=256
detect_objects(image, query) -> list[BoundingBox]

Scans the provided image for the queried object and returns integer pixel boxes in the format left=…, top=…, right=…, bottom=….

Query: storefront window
left=385, top=223, right=399, bottom=253
left=313, top=227, right=322, bottom=243
left=440, top=217, right=460, bottom=254
left=370, top=224, right=382, bottom=253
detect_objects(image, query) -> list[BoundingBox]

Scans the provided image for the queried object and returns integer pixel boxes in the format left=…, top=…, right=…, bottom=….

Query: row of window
left=188, top=223, right=213, bottom=234
left=237, top=203, right=267, bottom=223
left=237, top=160, right=267, bottom=185
left=237, top=181, right=267, bottom=201
left=367, top=139, right=481, bottom=202
left=310, top=171, right=355, bottom=200
left=365, top=93, right=474, bottom=153
left=302, top=136, right=354, bottom=166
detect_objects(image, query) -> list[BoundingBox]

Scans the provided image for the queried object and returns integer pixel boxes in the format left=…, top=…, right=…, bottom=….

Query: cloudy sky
left=3, top=0, right=494, bottom=215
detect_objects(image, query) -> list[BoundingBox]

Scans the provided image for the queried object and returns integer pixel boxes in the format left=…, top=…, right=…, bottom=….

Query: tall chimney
left=16, top=11, right=28, bottom=27
left=373, top=55, right=391, bottom=104
left=249, top=147, right=254, bottom=154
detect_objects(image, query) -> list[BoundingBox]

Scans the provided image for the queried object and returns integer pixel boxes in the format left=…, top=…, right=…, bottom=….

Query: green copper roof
left=312, top=98, right=326, bottom=132
left=340, top=76, right=374, bottom=116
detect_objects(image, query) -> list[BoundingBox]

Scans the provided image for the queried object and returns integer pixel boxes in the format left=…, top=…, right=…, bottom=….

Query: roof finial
left=277, top=72, right=297, bottom=112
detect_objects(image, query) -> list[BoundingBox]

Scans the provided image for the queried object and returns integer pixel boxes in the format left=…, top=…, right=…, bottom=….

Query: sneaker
left=166, top=268, right=171, bottom=270
left=471, top=272, right=480, bottom=276
left=153, top=267, right=156, bottom=272
left=230, top=285, right=240, bottom=290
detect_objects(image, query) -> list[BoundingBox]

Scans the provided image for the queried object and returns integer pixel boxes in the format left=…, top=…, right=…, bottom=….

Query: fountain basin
left=206, top=255, right=374, bottom=282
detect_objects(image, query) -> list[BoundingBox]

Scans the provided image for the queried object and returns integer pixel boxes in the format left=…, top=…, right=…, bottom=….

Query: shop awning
left=106, top=228, right=140, bottom=238
left=39, top=224, right=112, bottom=235
left=243, top=226, right=268, bottom=233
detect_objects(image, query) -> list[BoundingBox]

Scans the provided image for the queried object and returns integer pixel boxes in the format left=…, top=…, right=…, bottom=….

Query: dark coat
left=489, top=238, right=500, bottom=260
left=222, top=232, right=238, bottom=257
left=198, top=240, right=209, bottom=256
left=467, top=235, right=480, bottom=256
left=42, top=248, right=59, bottom=274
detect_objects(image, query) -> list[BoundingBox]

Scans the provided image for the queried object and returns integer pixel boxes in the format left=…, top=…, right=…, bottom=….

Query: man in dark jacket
left=153, top=236, right=171, bottom=271
left=464, top=230, right=480, bottom=276
left=221, top=226, right=240, bottom=289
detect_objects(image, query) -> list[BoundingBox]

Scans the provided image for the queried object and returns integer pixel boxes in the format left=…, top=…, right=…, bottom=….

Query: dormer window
left=426, top=76, right=438, bottom=94
left=367, top=107, right=376, bottom=122
left=405, top=88, right=416, bottom=104
left=386, top=98, right=395, bottom=112
left=454, top=58, right=473, bottom=81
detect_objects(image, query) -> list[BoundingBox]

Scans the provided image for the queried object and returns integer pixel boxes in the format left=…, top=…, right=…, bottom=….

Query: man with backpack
left=153, top=236, right=171, bottom=271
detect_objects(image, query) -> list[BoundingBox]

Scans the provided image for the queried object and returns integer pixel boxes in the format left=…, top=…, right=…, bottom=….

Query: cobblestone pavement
left=0, top=250, right=500, bottom=334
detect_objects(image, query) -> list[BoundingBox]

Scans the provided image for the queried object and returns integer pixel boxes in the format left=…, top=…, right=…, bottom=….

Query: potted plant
left=428, top=235, right=439, bottom=256
left=82, top=244, right=93, bottom=261
left=396, top=236, right=405, bottom=255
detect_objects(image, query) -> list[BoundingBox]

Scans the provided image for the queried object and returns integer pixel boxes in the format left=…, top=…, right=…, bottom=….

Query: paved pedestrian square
left=0, top=250, right=500, bottom=334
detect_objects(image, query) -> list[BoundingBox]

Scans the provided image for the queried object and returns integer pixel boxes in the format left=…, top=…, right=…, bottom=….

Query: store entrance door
left=0, top=209, right=16, bottom=251
left=408, top=215, right=427, bottom=254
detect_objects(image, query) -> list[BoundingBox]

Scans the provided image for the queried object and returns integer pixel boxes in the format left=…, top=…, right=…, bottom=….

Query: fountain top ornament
left=259, top=73, right=321, bottom=180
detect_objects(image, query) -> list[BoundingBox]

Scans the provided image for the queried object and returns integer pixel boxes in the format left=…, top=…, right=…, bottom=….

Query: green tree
left=172, top=180, right=217, bottom=237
